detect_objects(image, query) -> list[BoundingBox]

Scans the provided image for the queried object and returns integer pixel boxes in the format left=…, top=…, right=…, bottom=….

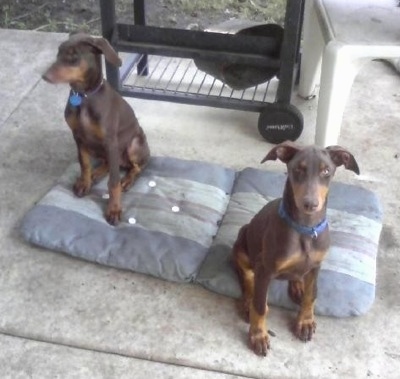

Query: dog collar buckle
left=311, top=229, right=318, bottom=239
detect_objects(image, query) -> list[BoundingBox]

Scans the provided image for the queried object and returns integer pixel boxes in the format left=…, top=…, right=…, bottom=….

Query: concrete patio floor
left=0, top=29, right=399, bottom=378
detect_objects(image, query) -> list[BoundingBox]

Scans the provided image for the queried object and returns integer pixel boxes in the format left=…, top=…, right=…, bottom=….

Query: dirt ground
left=0, top=0, right=286, bottom=34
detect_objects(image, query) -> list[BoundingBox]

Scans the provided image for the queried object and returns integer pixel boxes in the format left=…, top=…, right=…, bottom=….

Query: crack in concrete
left=1, top=78, right=42, bottom=128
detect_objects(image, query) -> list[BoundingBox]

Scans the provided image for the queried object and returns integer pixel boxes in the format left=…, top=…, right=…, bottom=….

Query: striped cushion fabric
left=20, top=157, right=236, bottom=283
left=20, top=158, right=382, bottom=316
left=196, top=168, right=383, bottom=317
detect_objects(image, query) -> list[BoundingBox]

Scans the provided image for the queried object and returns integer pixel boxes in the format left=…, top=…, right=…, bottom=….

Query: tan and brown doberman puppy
left=233, top=141, right=360, bottom=356
left=42, top=33, right=150, bottom=225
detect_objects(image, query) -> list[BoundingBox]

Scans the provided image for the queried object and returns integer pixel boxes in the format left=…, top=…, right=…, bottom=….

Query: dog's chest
left=66, top=105, right=105, bottom=146
left=80, top=107, right=104, bottom=140
left=274, top=241, right=327, bottom=280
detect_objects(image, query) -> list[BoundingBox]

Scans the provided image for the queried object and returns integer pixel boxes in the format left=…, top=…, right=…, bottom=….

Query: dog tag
left=69, top=93, right=82, bottom=107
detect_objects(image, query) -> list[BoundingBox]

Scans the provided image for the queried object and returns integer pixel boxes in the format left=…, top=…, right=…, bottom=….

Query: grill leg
left=276, top=0, right=304, bottom=104
left=134, top=0, right=149, bottom=76
left=99, top=0, right=120, bottom=90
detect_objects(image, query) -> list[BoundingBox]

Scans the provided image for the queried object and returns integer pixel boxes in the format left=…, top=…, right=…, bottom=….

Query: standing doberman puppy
left=42, top=33, right=150, bottom=225
left=233, top=141, right=359, bottom=356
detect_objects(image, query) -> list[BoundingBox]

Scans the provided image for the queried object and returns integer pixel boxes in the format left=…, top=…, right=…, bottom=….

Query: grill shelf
left=120, top=53, right=278, bottom=111
left=99, top=0, right=305, bottom=144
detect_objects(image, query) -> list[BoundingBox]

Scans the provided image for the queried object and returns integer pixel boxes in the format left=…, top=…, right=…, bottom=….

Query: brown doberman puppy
left=232, top=141, right=360, bottom=356
left=42, top=33, right=150, bottom=225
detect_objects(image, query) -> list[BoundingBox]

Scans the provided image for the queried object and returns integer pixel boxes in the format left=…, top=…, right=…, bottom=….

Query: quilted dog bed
left=20, top=157, right=383, bottom=317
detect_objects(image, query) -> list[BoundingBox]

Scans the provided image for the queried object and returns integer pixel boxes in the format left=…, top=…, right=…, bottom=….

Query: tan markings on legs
left=105, top=183, right=122, bottom=225
left=249, top=301, right=270, bottom=356
left=233, top=249, right=254, bottom=322
left=288, top=279, right=304, bottom=305
left=248, top=262, right=271, bottom=356
left=91, top=161, right=109, bottom=183
left=73, top=146, right=92, bottom=197
left=121, top=162, right=141, bottom=192
left=293, top=267, right=319, bottom=341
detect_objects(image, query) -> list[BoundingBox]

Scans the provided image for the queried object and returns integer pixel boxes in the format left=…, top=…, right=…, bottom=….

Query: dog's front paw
left=105, top=205, right=122, bottom=226
left=73, top=178, right=91, bottom=197
left=293, top=318, right=316, bottom=342
left=249, top=328, right=270, bottom=356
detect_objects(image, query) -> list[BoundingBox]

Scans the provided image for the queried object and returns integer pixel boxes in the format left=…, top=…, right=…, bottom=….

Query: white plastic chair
left=299, top=0, right=400, bottom=147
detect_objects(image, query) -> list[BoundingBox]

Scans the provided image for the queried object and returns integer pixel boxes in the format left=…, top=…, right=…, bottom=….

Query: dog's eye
left=321, top=168, right=330, bottom=177
left=67, top=54, right=79, bottom=64
left=294, top=166, right=306, bottom=174
left=293, top=167, right=306, bottom=180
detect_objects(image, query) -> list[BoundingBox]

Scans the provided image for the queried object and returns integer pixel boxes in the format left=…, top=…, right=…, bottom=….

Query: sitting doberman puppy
left=232, top=141, right=359, bottom=356
left=42, top=33, right=150, bottom=225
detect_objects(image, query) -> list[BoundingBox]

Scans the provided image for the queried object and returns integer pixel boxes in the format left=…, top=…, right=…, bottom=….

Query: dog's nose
left=42, top=64, right=57, bottom=83
left=42, top=68, right=55, bottom=82
left=303, top=198, right=319, bottom=212
left=42, top=73, right=51, bottom=82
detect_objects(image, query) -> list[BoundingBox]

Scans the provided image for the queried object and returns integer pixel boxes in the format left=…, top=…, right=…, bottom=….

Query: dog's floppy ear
left=67, top=33, right=122, bottom=67
left=261, top=141, right=302, bottom=164
left=326, top=146, right=360, bottom=175
left=88, top=37, right=122, bottom=67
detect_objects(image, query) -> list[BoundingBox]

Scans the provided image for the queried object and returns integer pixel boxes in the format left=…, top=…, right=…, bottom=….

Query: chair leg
left=298, top=0, right=324, bottom=99
left=314, top=42, right=367, bottom=147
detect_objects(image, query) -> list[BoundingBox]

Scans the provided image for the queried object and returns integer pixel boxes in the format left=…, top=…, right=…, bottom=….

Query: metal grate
left=120, top=53, right=279, bottom=111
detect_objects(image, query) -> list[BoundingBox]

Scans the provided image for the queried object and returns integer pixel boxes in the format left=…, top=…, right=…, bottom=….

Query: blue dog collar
left=69, top=79, right=104, bottom=107
left=278, top=201, right=328, bottom=239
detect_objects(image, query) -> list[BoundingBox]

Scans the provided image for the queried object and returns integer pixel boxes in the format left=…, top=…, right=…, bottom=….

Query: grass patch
left=0, top=0, right=286, bottom=34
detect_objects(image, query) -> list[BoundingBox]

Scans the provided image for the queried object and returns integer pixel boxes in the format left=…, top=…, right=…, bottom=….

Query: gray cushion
left=20, top=158, right=382, bottom=317
left=21, top=157, right=236, bottom=283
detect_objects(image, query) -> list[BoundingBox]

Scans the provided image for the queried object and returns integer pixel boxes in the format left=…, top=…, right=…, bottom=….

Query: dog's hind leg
left=121, top=162, right=142, bottom=192
left=121, top=135, right=149, bottom=192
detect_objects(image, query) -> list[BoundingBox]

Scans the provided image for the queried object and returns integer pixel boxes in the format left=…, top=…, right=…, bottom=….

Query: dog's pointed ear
left=326, top=146, right=360, bottom=175
left=261, top=141, right=302, bottom=164
left=88, top=37, right=122, bottom=67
